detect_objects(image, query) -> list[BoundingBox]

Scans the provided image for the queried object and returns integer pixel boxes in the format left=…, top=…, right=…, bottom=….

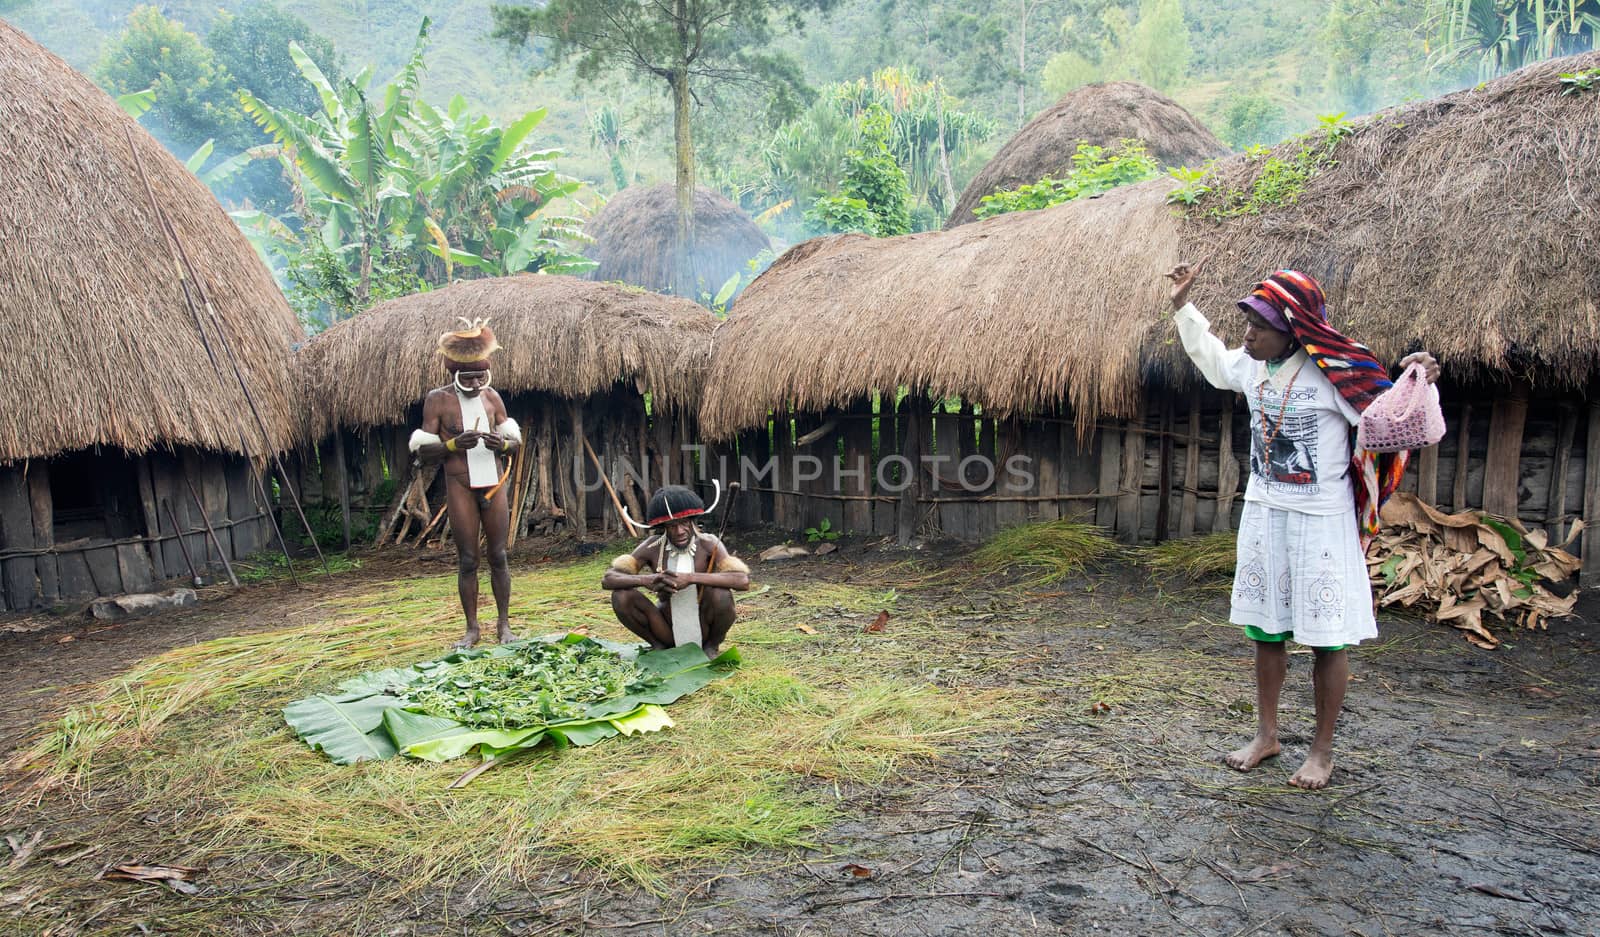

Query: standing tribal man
left=601, top=485, right=750, bottom=657
left=410, top=319, right=522, bottom=649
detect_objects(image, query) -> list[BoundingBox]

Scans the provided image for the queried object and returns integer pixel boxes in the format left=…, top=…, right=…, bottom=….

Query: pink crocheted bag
left=1356, top=362, right=1445, bottom=453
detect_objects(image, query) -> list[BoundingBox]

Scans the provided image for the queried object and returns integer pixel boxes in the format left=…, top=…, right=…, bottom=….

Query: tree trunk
left=1016, top=0, right=1029, bottom=125
left=670, top=60, right=695, bottom=297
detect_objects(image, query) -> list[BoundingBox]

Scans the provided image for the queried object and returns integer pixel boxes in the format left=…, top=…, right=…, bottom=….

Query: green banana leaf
left=283, top=693, right=403, bottom=764
left=284, top=636, right=736, bottom=765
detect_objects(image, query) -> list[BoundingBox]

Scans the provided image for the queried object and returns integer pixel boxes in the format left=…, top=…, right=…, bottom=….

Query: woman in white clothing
left=1167, top=260, right=1438, bottom=789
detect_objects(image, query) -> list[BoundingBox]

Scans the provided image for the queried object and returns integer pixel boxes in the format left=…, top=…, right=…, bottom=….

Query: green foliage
left=97, top=6, right=247, bottom=152
left=973, top=140, right=1159, bottom=218
left=402, top=641, right=648, bottom=727
left=1042, top=0, right=1191, bottom=95
left=588, top=104, right=633, bottom=191
left=1207, top=83, right=1289, bottom=149
left=1439, top=0, right=1600, bottom=79
left=804, top=517, right=842, bottom=542
left=1172, top=112, right=1353, bottom=219
left=698, top=248, right=775, bottom=316
left=239, top=19, right=594, bottom=327
left=1560, top=66, right=1600, bottom=93
left=804, top=105, right=913, bottom=236
left=208, top=1, right=342, bottom=117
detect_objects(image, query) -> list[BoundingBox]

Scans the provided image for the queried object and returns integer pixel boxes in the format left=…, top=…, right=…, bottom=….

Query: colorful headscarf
left=1246, top=271, right=1407, bottom=548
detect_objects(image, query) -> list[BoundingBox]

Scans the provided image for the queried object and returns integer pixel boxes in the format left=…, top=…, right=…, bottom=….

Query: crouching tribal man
left=601, top=485, right=750, bottom=657
left=409, top=318, right=522, bottom=649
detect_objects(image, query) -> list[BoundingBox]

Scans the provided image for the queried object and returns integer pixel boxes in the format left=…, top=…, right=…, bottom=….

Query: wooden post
left=1096, top=423, right=1122, bottom=531
left=1416, top=444, right=1440, bottom=507
left=1155, top=398, right=1174, bottom=542
left=1213, top=403, right=1239, bottom=533
left=896, top=396, right=924, bottom=546
left=1116, top=396, right=1146, bottom=543
left=1548, top=404, right=1576, bottom=541
left=1482, top=381, right=1528, bottom=519
left=1453, top=400, right=1473, bottom=512
left=26, top=462, right=58, bottom=605
left=0, top=465, right=37, bottom=610
left=334, top=430, right=352, bottom=550
left=568, top=400, right=587, bottom=538
left=1178, top=401, right=1200, bottom=538
left=1582, top=401, right=1600, bottom=587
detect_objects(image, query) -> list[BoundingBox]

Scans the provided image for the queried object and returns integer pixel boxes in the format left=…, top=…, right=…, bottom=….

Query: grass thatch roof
left=702, top=54, right=1600, bottom=439
left=0, top=19, right=303, bottom=464
left=585, top=184, right=771, bottom=295
left=298, top=275, right=718, bottom=437
left=946, top=81, right=1229, bottom=228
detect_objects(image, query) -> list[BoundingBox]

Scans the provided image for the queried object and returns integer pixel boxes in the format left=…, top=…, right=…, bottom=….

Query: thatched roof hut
left=709, top=53, right=1600, bottom=435
left=297, top=275, right=720, bottom=544
left=299, top=275, right=716, bottom=437
left=585, top=184, right=771, bottom=295
left=945, top=81, right=1228, bottom=228
left=0, top=20, right=303, bottom=609
left=703, top=54, right=1600, bottom=555
left=0, top=19, right=303, bottom=464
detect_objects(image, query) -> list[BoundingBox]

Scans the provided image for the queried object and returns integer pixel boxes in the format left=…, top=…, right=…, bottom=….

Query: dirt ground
left=2, top=533, right=1597, bottom=937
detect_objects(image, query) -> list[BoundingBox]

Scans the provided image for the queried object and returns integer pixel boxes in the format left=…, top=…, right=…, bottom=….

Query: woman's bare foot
left=1224, top=734, right=1281, bottom=771
left=495, top=618, right=516, bottom=644
left=453, top=624, right=481, bottom=651
left=1289, top=749, right=1334, bottom=789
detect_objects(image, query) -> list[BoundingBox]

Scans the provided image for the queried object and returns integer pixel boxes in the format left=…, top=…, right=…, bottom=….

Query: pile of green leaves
left=402, top=641, right=651, bottom=727
left=973, top=141, right=1159, bottom=220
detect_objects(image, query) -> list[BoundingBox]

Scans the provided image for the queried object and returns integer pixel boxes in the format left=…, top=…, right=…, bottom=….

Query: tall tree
left=490, top=0, right=837, bottom=295
left=97, top=6, right=248, bottom=154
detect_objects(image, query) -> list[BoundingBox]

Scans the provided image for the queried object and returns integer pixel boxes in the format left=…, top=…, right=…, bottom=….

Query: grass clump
left=12, top=556, right=1024, bottom=895
left=970, top=520, right=1118, bottom=584
left=1135, top=532, right=1237, bottom=581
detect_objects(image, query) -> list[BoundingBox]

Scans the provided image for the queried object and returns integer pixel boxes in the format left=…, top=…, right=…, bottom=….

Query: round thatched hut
left=584, top=184, right=771, bottom=297
left=0, top=20, right=304, bottom=611
left=296, top=275, right=718, bottom=543
left=704, top=53, right=1600, bottom=571
left=945, top=81, right=1228, bottom=228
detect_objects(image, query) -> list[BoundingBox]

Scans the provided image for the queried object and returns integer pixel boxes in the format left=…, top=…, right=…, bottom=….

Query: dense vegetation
left=7, top=0, right=1595, bottom=317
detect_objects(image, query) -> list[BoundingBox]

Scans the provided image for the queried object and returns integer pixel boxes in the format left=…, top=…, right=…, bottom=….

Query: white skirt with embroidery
left=1230, top=501, right=1377, bottom=647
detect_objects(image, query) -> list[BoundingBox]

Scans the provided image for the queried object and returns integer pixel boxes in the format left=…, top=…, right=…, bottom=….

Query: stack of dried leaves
left=1369, top=492, right=1581, bottom=648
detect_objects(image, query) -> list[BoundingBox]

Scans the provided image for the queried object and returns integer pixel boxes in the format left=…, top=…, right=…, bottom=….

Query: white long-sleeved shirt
left=1174, top=302, right=1361, bottom=516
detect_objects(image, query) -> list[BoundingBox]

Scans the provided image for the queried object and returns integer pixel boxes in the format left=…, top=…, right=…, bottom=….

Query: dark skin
left=415, top=371, right=521, bottom=649
left=600, top=519, right=751, bottom=657
left=1165, top=259, right=1440, bottom=790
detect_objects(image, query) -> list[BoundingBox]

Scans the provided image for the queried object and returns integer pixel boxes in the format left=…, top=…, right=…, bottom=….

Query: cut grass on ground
left=1135, top=532, right=1237, bottom=581
left=970, top=520, right=1118, bottom=584
left=11, top=556, right=1026, bottom=894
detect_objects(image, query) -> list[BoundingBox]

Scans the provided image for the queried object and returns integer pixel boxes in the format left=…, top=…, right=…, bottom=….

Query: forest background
left=3, top=0, right=1593, bottom=324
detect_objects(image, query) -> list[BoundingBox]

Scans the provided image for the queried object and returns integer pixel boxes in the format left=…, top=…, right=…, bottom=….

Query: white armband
left=496, top=418, right=522, bottom=444
left=409, top=429, right=442, bottom=453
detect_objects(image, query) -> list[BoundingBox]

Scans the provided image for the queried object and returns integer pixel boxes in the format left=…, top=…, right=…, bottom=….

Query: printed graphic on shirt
left=1249, top=383, right=1320, bottom=494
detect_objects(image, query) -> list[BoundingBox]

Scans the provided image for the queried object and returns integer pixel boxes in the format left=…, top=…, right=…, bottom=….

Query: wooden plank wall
left=709, top=384, right=1597, bottom=572
left=0, top=451, right=275, bottom=612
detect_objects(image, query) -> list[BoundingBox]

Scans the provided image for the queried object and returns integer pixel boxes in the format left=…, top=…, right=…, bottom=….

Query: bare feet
left=453, top=624, right=481, bottom=651
left=1289, top=749, right=1334, bottom=789
left=495, top=618, right=516, bottom=644
left=1224, top=734, right=1281, bottom=771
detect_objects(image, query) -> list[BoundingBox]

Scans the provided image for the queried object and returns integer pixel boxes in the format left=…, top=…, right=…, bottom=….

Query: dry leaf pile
left=1369, top=492, right=1581, bottom=649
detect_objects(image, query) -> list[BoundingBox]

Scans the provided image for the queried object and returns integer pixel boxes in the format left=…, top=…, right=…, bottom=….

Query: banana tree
left=239, top=18, right=594, bottom=323
left=1441, top=0, right=1600, bottom=78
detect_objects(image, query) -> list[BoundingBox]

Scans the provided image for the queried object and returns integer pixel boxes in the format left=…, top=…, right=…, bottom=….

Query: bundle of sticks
left=1369, top=492, right=1581, bottom=649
